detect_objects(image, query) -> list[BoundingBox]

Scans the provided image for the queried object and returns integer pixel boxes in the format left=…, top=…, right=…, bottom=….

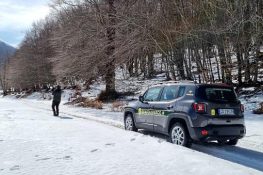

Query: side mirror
left=139, top=95, right=144, bottom=102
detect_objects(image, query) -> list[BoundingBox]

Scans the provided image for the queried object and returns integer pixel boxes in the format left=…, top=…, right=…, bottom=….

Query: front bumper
left=192, top=125, right=246, bottom=141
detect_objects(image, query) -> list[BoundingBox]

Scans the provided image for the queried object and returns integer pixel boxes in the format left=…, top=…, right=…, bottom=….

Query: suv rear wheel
left=169, top=122, right=191, bottom=147
left=124, top=114, right=138, bottom=132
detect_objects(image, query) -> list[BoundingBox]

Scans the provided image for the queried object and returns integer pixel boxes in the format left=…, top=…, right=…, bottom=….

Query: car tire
left=169, top=122, right=192, bottom=147
left=124, top=114, right=138, bottom=132
left=226, top=139, right=239, bottom=146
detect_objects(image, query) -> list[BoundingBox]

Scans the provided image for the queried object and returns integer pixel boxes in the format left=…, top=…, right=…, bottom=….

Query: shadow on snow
left=140, top=130, right=263, bottom=172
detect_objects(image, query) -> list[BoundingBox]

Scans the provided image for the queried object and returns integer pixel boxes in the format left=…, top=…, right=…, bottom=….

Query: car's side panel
left=124, top=104, right=153, bottom=130
left=124, top=100, right=157, bottom=131
left=135, top=102, right=155, bottom=131
left=150, top=101, right=176, bottom=133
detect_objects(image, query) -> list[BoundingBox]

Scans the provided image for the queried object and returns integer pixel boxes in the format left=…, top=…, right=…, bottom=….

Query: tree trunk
left=134, top=57, right=138, bottom=77
left=147, top=52, right=154, bottom=78
left=184, top=48, right=192, bottom=80
left=244, top=51, right=250, bottom=82
left=243, top=1, right=251, bottom=82
left=218, top=43, right=226, bottom=83
left=163, top=54, right=171, bottom=80
left=212, top=47, right=221, bottom=81
left=175, top=48, right=186, bottom=80
left=127, top=58, right=134, bottom=77
left=105, top=0, right=116, bottom=93
left=236, top=46, right=243, bottom=85
left=141, top=55, right=147, bottom=79
left=207, top=48, right=215, bottom=83
left=169, top=56, right=176, bottom=80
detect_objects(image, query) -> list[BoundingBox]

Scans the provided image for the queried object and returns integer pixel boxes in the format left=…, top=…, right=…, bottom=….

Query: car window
left=160, top=86, right=177, bottom=101
left=178, top=86, right=186, bottom=97
left=196, top=86, right=238, bottom=103
left=144, top=87, right=163, bottom=101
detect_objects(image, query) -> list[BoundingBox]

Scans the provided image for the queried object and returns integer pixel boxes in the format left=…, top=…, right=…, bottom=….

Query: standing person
left=52, top=85, right=62, bottom=116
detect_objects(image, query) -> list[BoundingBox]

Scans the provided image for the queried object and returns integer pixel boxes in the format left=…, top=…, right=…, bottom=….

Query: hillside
left=0, top=40, right=16, bottom=63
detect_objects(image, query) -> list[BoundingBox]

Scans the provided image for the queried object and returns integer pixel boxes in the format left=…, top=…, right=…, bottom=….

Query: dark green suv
left=124, top=82, right=245, bottom=147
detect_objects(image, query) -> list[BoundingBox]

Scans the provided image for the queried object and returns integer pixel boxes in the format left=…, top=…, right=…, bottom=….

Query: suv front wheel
left=170, top=122, right=191, bottom=147
left=124, top=114, right=138, bottom=132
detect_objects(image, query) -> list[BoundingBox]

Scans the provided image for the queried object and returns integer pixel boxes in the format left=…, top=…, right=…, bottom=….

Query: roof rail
left=178, top=80, right=196, bottom=84
left=151, top=80, right=196, bottom=86
left=210, top=83, right=232, bottom=87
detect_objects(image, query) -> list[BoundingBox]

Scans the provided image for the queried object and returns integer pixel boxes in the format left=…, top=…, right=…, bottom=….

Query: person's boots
left=56, top=107, right=59, bottom=116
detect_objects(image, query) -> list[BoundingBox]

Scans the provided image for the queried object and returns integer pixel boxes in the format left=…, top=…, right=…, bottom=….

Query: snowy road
left=192, top=143, right=263, bottom=172
left=0, top=98, right=263, bottom=175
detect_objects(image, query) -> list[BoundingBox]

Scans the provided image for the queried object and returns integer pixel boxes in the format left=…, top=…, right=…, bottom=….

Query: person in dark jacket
left=52, top=85, right=62, bottom=116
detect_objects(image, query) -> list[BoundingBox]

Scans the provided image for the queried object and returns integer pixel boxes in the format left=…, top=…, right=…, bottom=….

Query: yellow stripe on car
left=138, top=108, right=166, bottom=116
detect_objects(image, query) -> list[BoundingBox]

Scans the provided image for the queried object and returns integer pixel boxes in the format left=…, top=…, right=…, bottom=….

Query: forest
left=1, top=0, right=263, bottom=97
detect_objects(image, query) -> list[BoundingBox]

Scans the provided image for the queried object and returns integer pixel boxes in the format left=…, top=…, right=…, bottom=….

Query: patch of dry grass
left=111, top=100, right=125, bottom=112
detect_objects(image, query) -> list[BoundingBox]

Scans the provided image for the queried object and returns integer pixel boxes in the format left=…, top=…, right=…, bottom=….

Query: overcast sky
left=0, top=0, right=51, bottom=47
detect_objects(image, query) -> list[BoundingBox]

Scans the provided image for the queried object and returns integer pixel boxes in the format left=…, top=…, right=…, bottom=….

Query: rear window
left=196, top=86, right=238, bottom=103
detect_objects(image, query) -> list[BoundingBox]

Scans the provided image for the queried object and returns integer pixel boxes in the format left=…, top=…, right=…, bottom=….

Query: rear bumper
left=191, top=125, right=246, bottom=141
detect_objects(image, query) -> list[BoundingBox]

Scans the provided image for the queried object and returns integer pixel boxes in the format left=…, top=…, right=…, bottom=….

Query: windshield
left=196, top=86, right=238, bottom=103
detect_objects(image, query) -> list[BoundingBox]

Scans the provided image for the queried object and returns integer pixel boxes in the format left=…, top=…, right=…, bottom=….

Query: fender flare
left=166, top=113, right=198, bottom=140
left=124, top=107, right=137, bottom=119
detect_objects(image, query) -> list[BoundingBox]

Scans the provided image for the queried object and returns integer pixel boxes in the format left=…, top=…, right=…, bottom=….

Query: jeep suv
left=124, top=82, right=245, bottom=147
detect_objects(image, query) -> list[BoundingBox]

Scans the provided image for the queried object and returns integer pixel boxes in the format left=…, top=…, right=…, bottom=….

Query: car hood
left=125, top=101, right=140, bottom=109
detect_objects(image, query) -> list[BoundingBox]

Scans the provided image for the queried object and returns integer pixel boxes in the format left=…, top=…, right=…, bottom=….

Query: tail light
left=201, top=129, right=208, bottom=136
left=193, top=103, right=206, bottom=113
left=240, top=104, right=244, bottom=113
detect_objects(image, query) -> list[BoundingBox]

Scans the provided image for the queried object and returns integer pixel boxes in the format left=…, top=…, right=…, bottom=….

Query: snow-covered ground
left=239, top=88, right=263, bottom=112
left=0, top=98, right=263, bottom=175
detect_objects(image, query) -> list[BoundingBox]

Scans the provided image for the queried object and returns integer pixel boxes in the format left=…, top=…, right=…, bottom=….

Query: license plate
left=218, top=109, right=235, bottom=115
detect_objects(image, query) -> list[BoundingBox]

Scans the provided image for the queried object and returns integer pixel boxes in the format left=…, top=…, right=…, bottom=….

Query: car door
left=135, top=86, right=163, bottom=131
left=151, top=85, right=179, bottom=133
